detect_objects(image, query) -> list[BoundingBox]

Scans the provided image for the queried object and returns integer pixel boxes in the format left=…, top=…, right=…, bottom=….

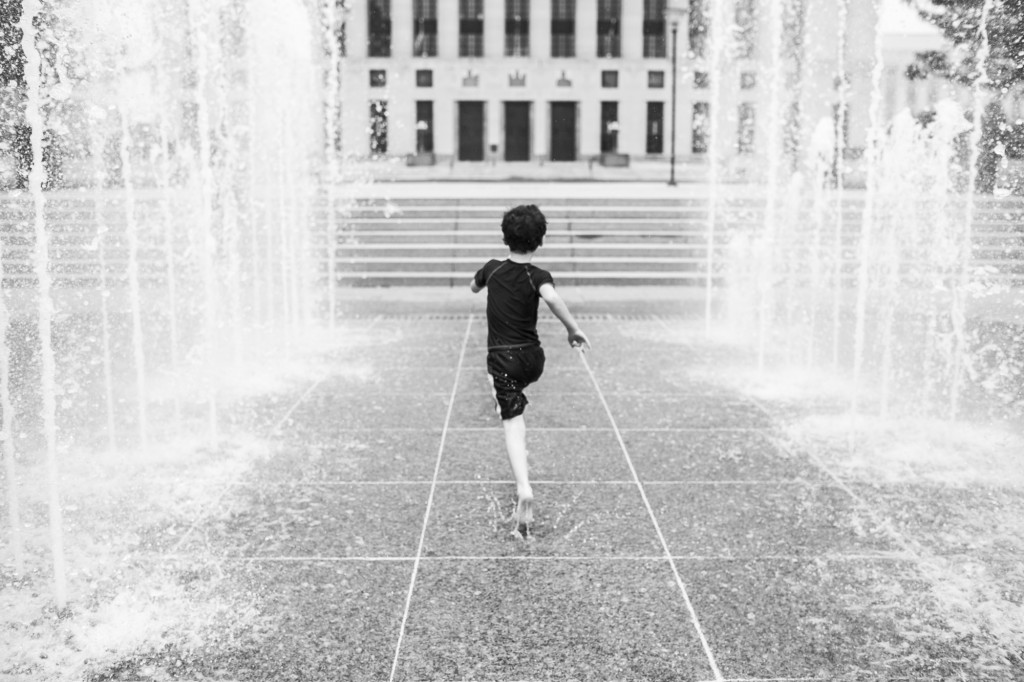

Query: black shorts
left=486, top=344, right=546, bottom=420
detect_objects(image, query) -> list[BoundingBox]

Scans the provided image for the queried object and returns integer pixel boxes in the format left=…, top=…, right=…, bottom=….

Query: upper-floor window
left=642, top=0, right=665, bottom=58
left=368, top=0, right=391, bottom=57
left=692, top=102, right=710, bottom=154
left=738, top=103, right=756, bottom=154
left=689, top=0, right=708, bottom=58
left=413, top=0, right=438, bottom=57
left=460, top=0, right=484, bottom=57
left=783, top=0, right=805, bottom=59
left=506, top=0, right=530, bottom=56
left=597, top=0, right=621, bottom=58
left=552, top=0, right=576, bottom=58
left=335, top=0, right=348, bottom=57
left=736, top=0, right=756, bottom=59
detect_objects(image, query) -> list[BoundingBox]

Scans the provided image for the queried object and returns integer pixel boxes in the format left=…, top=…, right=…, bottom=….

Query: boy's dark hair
left=501, top=204, right=547, bottom=253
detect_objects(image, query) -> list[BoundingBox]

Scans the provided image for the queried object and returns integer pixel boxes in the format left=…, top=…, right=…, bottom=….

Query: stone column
left=435, top=97, right=455, bottom=162
left=392, top=0, right=413, bottom=59
left=488, top=99, right=502, bottom=157
left=581, top=93, right=601, bottom=158
left=621, top=2, right=642, bottom=60
left=345, top=1, right=367, bottom=59
left=532, top=0, right=551, bottom=59
left=620, top=89, right=647, bottom=158
left=534, top=99, right=549, bottom=161
left=485, top=0, right=504, bottom=58
left=845, top=0, right=880, bottom=150
left=576, top=0, right=596, bottom=59
left=438, top=0, right=459, bottom=59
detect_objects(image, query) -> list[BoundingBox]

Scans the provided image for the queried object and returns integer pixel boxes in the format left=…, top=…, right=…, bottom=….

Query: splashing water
left=19, top=0, right=68, bottom=609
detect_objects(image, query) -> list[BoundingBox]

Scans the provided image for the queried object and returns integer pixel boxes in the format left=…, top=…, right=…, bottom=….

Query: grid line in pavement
left=577, top=348, right=726, bottom=681
left=214, top=553, right=914, bottom=563
left=387, top=314, right=474, bottom=682
left=226, top=479, right=825, bottom=486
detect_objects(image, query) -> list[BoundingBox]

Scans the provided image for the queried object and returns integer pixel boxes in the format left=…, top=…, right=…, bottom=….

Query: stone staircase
left=326, top=197, right=727, bottom=287
left=325, top=194, right=1024, bottom=287
left=0, top=190, right=1020, bottom=289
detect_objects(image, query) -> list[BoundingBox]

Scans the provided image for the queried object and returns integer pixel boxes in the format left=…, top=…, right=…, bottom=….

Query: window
left=648, top=70, right=665, bottom=88
left=782, top=0, right=805, bottom=59
left=370, top=70, right=387, bottom=87
left=694, top=71, right=709, bottom=89
left=784, top=101, right=800, bottom=157
left=646, top=102, right=664, bottom=154
left=689, top=0, right=707, bottom=58
left=336, top=0, right=347, bottom=57
left=740, top=72, right=757, bottom=89
left=735, top=0, right=755, bottom=59
left=506, top=0, right=530, bottom=56
left=833, top=102, right=849, bottom=154
left=692, top=102, right=709, bottom=154
left=370, top=101, right=388, bottom=155
left=413, top=0, right=438, bottom=57
left=601, top=102, right=619, bottom=153
left=552, top=0, right=575, bottom=58
left=738, top=103, right=755, bottom=154
left=601, top=70, right=618, bottom=88
left=642, top=0, right=665, bottom=58
left=416, top=101, right=434, bottom=153
left=416, top=69, right=433, bottom=87
left=460, top=0, right=484, bottom=57
left=598, top=0, right=621, bottom=58
left=368, top=0, right=391, bottom=57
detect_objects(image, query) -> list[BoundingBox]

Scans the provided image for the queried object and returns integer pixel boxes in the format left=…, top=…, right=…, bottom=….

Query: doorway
left=458, top=101, right=485, bottom=161
left=549, top=102, right=577, bottom=161
left=504, top=102, right=531, bottom=161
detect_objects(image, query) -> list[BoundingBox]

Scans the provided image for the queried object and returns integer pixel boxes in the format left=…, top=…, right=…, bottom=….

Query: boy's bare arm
left=539, top=283, right=591, bottom=351
left=470, top=278, right=483, bottom=293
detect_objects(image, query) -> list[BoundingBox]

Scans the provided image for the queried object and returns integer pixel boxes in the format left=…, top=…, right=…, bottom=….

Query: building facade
left=337, top=0, right=896, bottom=177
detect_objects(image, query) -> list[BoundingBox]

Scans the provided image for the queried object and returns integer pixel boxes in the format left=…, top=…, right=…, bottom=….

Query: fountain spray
left=702, top=0, right=727, bottom=337
left=89, top=125, right=118, bottom=453
left=323, top=0, right=342, bottom=331
left=156, top=106, right=182, bottom=427
left=850, top=0, right=886, bottom=419
left=831, top=0, right=849, bottom=369
left=116, top=85, right=149, bottom=453
left=244, top=2, right=264, bottom=328
left=951, top=0, right=995, bottom=419
left=757, top=0, right=788, bottom=372
left=0, top=245, right=23, bottom=574
left=19, top=0, right=68, bottom=609
left=185, top=0, right=220, bottom=442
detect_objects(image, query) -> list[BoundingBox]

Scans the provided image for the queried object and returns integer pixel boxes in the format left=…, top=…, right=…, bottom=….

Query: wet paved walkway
left=160, top=293, right=998, bottom=682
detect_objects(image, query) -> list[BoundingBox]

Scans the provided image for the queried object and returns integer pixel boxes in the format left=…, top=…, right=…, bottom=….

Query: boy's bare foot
left=513, top=488, right=533, bottom=537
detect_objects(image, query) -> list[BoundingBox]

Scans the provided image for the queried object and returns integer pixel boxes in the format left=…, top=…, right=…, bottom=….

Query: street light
left=665, top=0, right=688, bottom=186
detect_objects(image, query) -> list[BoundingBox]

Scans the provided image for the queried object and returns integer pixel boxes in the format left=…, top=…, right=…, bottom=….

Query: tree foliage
left=912, top=0, right=1024, bottom=89
left=1, top=0, right=25, bottom=84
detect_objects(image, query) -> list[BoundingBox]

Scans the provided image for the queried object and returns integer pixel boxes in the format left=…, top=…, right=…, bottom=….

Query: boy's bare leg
left=502, top=415, right=533, bottom=529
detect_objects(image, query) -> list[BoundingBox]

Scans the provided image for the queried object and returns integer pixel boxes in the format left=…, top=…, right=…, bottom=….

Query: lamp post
left=666, top=0, right=688, bottom=186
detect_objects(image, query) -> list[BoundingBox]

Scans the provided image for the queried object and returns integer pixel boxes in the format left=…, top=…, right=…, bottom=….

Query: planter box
left=600, top=152, right=630, bottom=167
left=406, top=152, right=436, bottom=166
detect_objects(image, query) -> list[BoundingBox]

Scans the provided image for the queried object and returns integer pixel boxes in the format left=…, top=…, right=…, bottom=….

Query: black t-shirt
left=474, top=259, right=555, bottom=349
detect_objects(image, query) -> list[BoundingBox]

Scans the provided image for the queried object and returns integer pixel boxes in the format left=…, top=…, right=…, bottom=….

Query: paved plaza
left=147, top=288, right=1022, bottom=682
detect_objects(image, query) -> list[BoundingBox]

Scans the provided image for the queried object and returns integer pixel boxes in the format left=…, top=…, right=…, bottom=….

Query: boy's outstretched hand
left=569, top=329, right=591, bottom=353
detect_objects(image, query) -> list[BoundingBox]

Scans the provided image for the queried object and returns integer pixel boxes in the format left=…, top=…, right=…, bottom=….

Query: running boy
left=470, top=204, right=590, bottom=538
